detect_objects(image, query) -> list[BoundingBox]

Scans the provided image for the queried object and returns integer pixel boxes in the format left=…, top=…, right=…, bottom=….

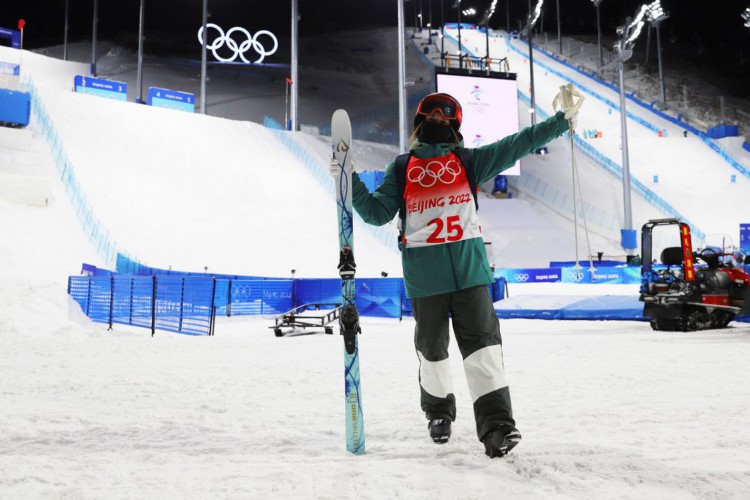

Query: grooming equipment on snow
left=640, top=218, right=750, bottom=331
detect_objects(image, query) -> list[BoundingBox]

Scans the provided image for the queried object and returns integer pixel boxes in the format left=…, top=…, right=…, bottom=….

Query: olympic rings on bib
left=407, top=159, right=461, bottom=188
left=197, top=23, right=279, bottom=64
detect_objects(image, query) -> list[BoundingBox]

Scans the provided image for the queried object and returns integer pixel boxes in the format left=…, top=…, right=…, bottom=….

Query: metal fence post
left=151, top=275, right=156, bottom=337
left=129, top=277, right=134, bottom=325
left=108, top=275, right=114, bottom=330
left=209, top=277, right=217, bottom=336
left=85, top=277, right=92, bottom=316
left=179, top=277, right=185, bottom=333
left=227, top=279, right=233, bottom=317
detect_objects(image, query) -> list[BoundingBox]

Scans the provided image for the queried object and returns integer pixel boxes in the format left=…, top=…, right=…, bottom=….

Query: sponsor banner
left=741, top=223, right=750, bottom=253
left=562, top=267, right=623, bottom=284
left=498, top=266, right=640, bottom=284
left=74, top=75, right=127, bottom=101
left=0, top=27, right=21, bottom=49
left=147, top=86, right=195, bottom=112
left=500, top=268, right=562, bottom=284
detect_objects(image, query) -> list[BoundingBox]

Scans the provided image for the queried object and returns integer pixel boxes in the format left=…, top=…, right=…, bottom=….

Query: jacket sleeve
left=351, top=161, right=401, bottom=226
left=471, top=111, right=570, bottom=185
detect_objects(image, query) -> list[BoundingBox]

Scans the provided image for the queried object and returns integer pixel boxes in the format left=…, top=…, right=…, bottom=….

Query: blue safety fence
left=214, top=279, right=294, bottom=317
left=72, top=263, right=510, bottom=331
left=68, top=275, right=217, bottom=336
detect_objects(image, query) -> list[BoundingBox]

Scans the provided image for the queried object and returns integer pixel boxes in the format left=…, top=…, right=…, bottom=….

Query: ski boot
left=428, top=418, right=452, bottom=444
left=483, top=426, right=522, bottom=458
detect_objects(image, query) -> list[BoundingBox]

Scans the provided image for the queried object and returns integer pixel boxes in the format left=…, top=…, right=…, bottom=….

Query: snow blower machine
left=640, top=218, right=750, bottom=331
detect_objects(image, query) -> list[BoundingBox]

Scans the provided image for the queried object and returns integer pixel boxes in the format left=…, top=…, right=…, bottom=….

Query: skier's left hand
left=552, top=83, right=584, bottom=130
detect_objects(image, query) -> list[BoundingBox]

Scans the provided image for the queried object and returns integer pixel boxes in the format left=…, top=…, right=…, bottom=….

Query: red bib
left=402, top=153, right=482, bottom=248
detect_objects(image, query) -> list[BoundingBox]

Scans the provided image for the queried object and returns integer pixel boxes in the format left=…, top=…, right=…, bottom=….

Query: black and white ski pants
left=411, top=284, right=515, bottom=441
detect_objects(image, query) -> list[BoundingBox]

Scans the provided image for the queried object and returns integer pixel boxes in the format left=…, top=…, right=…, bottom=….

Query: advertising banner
left=499, top=268, right=562, bottom=284
left=0, top=27, right=21, bottom=49
left=74, top=75, right=127, bottom=101
left=741, top=223, right=750, bottom=253
left=436, top=70, right=520, bottom=175
left=147, top=86, right=195, bottom=112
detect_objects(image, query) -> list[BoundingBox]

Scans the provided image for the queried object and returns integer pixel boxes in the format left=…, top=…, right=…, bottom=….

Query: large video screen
left=436, top=70, right=520, bottom=175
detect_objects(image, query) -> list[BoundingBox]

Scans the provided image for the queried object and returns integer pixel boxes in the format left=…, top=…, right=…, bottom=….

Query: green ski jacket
left=351, top=111, right=570, bottom=298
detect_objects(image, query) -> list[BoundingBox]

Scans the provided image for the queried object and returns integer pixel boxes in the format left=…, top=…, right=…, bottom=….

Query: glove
left=328, top=154, right=357, bottom=177
left=552, top=83, right=584, bottom=131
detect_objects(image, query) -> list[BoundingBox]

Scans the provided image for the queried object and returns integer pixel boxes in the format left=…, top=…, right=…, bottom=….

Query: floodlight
left=743, top=7, right=750, bottom=29
left=625, top=4, right=649, bottom=45
left=646, top=0, right=668, bottom=24
left=530, top=0, right=544, bottom=29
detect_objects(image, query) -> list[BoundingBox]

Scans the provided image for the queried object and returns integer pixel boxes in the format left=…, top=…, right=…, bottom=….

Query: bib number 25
left=426, top=215, right=464, bottom=243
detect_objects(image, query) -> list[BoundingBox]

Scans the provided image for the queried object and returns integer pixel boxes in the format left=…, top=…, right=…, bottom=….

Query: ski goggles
left=416, top=93, right=463, bottom=124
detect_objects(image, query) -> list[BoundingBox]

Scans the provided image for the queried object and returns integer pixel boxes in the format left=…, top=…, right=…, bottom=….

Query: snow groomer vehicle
left=640, top=218, right=750, bottom=331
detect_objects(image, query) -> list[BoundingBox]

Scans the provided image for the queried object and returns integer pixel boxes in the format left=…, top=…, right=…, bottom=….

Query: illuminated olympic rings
left=407, top=159, right=461, bottom=188
left=197, top=23, right=278, bottom=64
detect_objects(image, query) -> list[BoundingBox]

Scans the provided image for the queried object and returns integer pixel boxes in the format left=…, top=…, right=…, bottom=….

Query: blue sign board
left=147, top=86, right=195, bottom=112
left=741, top=224, right=750, bottom=253
left=499, top=268, right=562, bottom=284
left=0, top=61, right=19, bottom=76
left=0, top=27, right=21, bottom=49
left=74, top=75, right=127, bottom=101
left=0, top=88, right=30, bottom=126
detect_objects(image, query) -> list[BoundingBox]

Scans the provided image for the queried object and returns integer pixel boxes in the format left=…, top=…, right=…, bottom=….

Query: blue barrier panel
left=147, top=86, right=195, bottom=112
left=154, top=276, right=214, bottom=336
left=0, top=27, right=21, bottom=48
left=743, top=142, right=750, bottom=154
left=70, top=275, right=217, bottom=335
left=741, top=224, right=750, bottom=253
left=112, top=276, right=154, bottom=330
left=498, top=268, right=563, bottom=284
left=550, top=260, right=626, bottom=267
left=0, top=88, right=30, bottom=126
left=706, top=124, right=739, bottom=139
left=68, top=276, right=112, bottom=324
left=444, top=23, right=477, bottom=30
left=74, top=75, right=127, bottom=101
left=224, top=279, right=293, bottom=316
left=356, top=278, right=402, bottom=318
left=295, top=278, right=342, bottom=311
left=0, top=61, right=19, bottom=75
left=622, top=266, right=642, bottom=284
left=295, top=278, right=403, bottom=318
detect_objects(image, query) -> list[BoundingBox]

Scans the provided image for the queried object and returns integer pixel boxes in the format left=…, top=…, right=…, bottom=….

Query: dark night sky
left=2, top=1, right=750, bottom=83
left=2, top=1, right=749, bottom=46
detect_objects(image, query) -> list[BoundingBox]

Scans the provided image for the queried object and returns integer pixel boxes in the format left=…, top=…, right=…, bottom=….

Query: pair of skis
left=331, top=109, right=365, bottom=455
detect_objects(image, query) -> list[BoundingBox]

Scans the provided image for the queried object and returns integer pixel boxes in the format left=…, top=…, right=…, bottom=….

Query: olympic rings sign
left=197, top=23, right=279, bottom=64
left=567, top=270, right=585, bottom=282
left=512, top=273, right=530, bottom=282
left=407, top=159, right=461, bottom=188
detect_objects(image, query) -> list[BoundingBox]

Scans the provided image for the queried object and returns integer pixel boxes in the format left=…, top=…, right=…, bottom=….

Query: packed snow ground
left=1, top=28, right=750, bottom=499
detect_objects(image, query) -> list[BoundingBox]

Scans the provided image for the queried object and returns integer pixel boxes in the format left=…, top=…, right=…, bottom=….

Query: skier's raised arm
left=471, top=84, right=583, bottom=185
